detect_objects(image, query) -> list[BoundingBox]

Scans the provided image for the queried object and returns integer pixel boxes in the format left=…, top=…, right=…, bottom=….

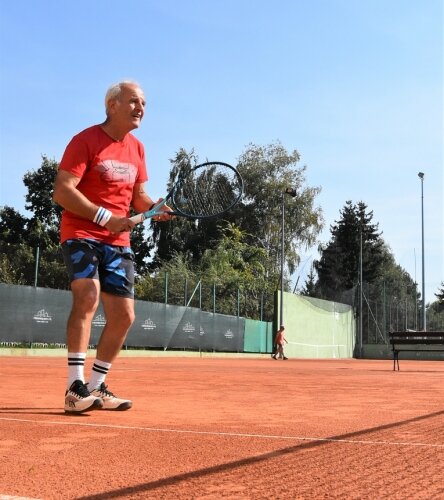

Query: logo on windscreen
left=224, top=329, right=234, bottom=339
left=92, top=314, right=106, bottom=327
left=33, top=309, right=52, bottom=324
left=141, top=318, right=156, bottom=331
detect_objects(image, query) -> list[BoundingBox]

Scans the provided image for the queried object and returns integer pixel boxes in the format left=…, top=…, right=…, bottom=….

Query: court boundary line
left=0, top=415, right=443, bottom=449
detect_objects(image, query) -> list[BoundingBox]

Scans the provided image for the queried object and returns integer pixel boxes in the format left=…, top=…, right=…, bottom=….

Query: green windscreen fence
left=0, top=284, right=355, bottom=357
left=244, top=319, right=273, bottom=353
left=276, top=292, right=355, bottom=358
left=0, top=284, right=252, bottom=352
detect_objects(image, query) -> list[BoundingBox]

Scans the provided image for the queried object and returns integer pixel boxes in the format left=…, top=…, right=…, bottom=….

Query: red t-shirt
left=58, top=125, right=148, bottom=246
left=275, top=329, right=285, bottom=344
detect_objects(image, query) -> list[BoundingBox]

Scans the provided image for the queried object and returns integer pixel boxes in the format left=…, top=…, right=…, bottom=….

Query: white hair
left=104, top=80, right=141, bottom=112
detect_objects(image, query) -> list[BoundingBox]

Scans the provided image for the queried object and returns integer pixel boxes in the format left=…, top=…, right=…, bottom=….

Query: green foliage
left=427, top=305, right=444, bottom=331
left=426, top=283, right=444, bottom=330
left=129, top=219, right=153, bottom=276
left=314, top=200, right=387, bottom=298
left=136, top=224, right=276, bottom=319
left=433, top=282, right=444, bottom=311
left=237, top=142, right=324, bottom=277
left=300, top=265, right=317, bottom=297
left=24, top=156, right=61, bottom=226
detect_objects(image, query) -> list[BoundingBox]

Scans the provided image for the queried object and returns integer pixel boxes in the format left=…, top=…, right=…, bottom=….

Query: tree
left=426, top=283, right=444, bottom=331
left=300, top=264, right=317, bottom=297
left=237, top=142, right=324, bottom=281
left=434, top=282, right=444, bottom=312
left=0, top=206, right=29, bottom=245
left=0, top=206, right=47, bottom=286
left=314, top=200, right=386, bottom=299
left=24, top=156, right=61, bottom=227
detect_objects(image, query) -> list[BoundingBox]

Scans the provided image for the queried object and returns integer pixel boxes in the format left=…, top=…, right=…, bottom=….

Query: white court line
left=0, top=496, right=41, bottom=500
left=0, top=416, right=443, bottom=450
left=287, top=342, right=345, bottom=347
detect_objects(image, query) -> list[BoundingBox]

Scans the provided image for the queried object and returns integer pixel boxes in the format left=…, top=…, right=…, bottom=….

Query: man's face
left=109, top=84, right=146, bottom=132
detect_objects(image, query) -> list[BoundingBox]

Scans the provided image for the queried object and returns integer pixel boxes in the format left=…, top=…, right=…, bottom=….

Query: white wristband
left=93, top=207, right=112, bottom=227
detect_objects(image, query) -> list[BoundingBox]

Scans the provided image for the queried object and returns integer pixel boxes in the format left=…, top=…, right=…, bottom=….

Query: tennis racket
left=130, top=161, right=243, bottom=224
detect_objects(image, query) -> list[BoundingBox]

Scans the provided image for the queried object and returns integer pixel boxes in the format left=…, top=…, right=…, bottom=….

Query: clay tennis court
left=0, top=355, right=443, bottom=499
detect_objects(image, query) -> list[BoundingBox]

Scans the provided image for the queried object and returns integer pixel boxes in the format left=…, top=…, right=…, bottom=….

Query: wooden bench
left=389, top=331, right=444, bottom=371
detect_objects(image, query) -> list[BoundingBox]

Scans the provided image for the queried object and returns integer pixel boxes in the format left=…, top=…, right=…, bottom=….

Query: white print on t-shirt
left=94, top=160, right=138, bottom=183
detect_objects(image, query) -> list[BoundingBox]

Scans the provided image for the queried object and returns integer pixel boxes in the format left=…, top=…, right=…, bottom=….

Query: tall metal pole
left=359, top=231, right=363, bottom=356
left=418, top=172, right=426, bottom=331
left=279, top=188, right=297, bottom=328
left=280, top=192, right=285, bottom=327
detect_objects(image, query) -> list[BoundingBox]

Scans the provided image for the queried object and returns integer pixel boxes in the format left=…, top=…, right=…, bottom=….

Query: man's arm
left=53, top=170, right=98, bottom=220
left=131, top=183, right=173, bottom=221
left=131, top=182, right=157, bottom=214
left=53, top=170, right=134, bottom=233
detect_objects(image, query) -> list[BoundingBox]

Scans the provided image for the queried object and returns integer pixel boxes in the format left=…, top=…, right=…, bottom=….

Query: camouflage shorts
left=61, top=239, right=135, bottom=298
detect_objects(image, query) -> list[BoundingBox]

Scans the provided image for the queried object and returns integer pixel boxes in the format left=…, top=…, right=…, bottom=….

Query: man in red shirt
left=53, top=80, right=171, bottom=413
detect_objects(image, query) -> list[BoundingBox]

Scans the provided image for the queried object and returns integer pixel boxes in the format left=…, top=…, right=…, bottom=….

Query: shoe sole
left=100, top=401, right=133, bottom=411
left=64, top=398, right=103, bottom=414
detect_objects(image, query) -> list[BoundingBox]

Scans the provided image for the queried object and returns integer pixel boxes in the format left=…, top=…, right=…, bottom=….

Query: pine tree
left=435, top=282, right=444, bottom=312
left=314, top=200, right=386, bottom=299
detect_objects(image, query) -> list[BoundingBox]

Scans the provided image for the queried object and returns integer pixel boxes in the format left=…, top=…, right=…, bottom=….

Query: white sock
left=88, top=359, right=112, bottom=391
left=67, top=352, right=86, bottom=388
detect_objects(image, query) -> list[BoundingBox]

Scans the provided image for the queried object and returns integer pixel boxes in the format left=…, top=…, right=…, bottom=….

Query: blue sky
left=0, top=0, right=442, bottom=303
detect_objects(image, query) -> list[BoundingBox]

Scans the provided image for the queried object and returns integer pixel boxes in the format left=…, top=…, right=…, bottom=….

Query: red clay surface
left=0, top=355, right=443, bottom=499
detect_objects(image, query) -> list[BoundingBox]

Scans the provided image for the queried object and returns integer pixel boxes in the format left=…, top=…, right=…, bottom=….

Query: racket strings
left=173, top=164, right=242, bottom=217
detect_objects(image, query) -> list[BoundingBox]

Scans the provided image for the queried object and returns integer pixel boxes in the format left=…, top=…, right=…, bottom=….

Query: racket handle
left=129, top=213, right=147, bottom=224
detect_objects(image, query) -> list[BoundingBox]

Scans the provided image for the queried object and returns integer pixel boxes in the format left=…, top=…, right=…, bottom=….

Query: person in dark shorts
left=272, top=325, right=288, bottom=360
left=53, top=80, right=172, bottom=414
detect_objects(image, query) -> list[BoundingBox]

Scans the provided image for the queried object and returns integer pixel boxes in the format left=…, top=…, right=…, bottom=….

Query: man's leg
left=96, top=292, right=135, bottom=362
left=64, top=278, right=103, bottom=413
left=67, top=279, right=100, bottom=354
left=87, top=293, right=135, bottom=411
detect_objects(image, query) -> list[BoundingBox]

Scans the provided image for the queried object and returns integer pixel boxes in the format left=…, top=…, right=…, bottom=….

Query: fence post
left=34, top=246, right=40, bottom=288
left=164, top=272, right=168, bottom=304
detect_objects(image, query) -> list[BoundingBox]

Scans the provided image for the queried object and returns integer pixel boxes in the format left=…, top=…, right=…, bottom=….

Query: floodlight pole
left=280, top=193, right=285, bottom=328
left=418, top=172, right=426, bottom=331
left=280, top=187, right=297, bottom=328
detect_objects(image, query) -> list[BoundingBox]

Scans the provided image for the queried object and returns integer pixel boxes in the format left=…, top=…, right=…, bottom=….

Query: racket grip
left=129, top=213, right=146, bottom=224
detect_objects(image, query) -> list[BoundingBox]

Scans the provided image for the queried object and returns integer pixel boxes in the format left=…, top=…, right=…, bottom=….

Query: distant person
left=272, top=325, right=288, bottom=360
left=53, top=80, right=172, bottom=414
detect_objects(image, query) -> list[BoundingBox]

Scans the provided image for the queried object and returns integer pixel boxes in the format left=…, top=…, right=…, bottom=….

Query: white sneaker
left=90, top=383, right=132, bottom=411
left=65, top=380, right=103, bottom=414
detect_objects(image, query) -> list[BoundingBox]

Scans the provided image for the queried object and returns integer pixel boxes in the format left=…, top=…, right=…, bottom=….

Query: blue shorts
left=61, top=239, right=135, bottom=298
